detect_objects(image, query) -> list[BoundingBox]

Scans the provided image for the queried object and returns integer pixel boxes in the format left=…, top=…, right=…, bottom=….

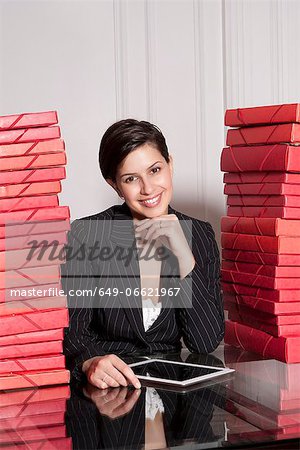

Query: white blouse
left=142, top=298, right=162, bottom=331
left=142, top=298, right=164, bottom=420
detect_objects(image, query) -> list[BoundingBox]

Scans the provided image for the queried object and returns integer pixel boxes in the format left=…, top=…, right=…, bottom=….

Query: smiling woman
left=62, top=119, right=225, bottom=391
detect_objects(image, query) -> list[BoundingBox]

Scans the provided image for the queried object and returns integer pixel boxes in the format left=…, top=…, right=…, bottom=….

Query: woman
left=62, top=119, right=224, bottom=389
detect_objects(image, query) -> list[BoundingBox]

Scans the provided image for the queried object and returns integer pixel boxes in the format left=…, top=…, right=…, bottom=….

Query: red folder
left=0, top=138, right=64, bottom=157
left=0, top=219, right=70, bottom=239
left=222, top=268, right=300, bottom=289
left=1, top=230, right=67, bottom=251
left=221, top=217, right=300, bottom=237
left=0, top=385, right=70, bottom=407
left=227, top=309, right=300, bottom=337
left=0, top=399, right=67, bottom=419
left=0, top=265, right=61, bottom=289
left=224, top=292, right=300, bottom=315
left=225, top=104, right=300, bottom=127
left=222, top=260, right=300, bottom=278
left=0, top=181, right=61, bottom=199
left=0, top=354, right=65, bottom=374
left=221, top=232, right=300, bottom=253
left=0, top=167, right=65, bottom=185
left=0, top=194, right=59, bottom=213
left=228, top=312, right=300, bottom=338
left=0, top=369, right=69, bottom=390
left=221, top=145, right=300, bottom=172
left=0, top=309, right=69, bottom=336
left=226, top=123, right=300, bottom=146
left=0, top=340, right=63, bottom=359
left=0, top=328, right=64, bottom=346
left=222, top=282, right=300, bottom=302
left=0, top=296, right=67, bottom=317
left=222, top=248, right=300, bottom=266
left=0, top=152, right=66, bottom=172
left=228, top=205, right=300, bottom=218
left=225, top=183, right=300, bottom=196
left=227, top=194, right=300, bottom=207
left=0, top=125, right=60, bottom=145
left=225, top=320, right=300, bottom=363
left=224, top=172, right=300, bottom=184
left=0, top=205, right=70, bottom=227
left=0, top=111, right=58, bottom=131
left=0, top=244, right=66, bottom=271
left=225, top=300, right=300, bottom=325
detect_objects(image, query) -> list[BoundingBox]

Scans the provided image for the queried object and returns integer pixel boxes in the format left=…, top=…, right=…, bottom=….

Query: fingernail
left=135, top=382, right=141, bottom=389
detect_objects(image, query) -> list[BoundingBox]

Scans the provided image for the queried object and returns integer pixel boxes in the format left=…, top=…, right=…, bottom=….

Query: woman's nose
left=139, top=177, right=154, bottom=195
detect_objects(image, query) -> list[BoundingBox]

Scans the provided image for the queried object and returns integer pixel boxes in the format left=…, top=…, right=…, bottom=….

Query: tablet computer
left=129, top=359, right=234, bottom=387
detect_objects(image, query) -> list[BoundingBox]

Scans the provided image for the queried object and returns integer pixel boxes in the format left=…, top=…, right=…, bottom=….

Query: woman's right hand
left=82, top=354, right=141, bottom=389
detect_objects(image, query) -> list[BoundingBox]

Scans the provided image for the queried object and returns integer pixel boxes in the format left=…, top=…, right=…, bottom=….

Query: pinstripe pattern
left=62, top=203, right=224, bottom=381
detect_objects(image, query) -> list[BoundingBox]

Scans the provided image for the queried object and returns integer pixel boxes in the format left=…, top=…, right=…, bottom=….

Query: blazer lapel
left=108, top=203, right=180, bottom=341
left=145, top=247, right=178, bottom=334
left=109, top=203, right=147, bottom=343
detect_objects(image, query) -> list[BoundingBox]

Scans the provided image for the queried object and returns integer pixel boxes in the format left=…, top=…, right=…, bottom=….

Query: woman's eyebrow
left=120, top=161, right=163, bottom=177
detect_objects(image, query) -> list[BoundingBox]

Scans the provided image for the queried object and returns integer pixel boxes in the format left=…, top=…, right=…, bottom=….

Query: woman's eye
left=151, top=167, right=160, bottom=174
left=125, top=176, right=136, bottom=183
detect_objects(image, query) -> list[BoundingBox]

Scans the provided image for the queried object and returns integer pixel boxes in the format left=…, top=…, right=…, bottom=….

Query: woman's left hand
left=135, top=215, right=195, bottom=278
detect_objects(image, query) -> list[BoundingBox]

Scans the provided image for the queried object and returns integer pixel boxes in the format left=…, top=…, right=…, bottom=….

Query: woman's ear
left=168, top=154, right=174, bottom=177
left=106, top=178, right=124, bottom=199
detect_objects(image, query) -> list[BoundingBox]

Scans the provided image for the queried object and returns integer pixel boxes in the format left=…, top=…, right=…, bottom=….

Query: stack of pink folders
left=0, top=111, right=70, bottom=389
left=0, top=385, right=72, bottom=448
left=221, top=104, right=300, bottom=362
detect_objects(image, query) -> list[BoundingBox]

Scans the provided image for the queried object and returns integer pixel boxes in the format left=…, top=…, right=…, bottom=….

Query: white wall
left=1, top=0, right=300, bottom=241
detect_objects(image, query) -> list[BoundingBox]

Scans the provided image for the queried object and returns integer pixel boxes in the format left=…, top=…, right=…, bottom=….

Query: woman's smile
left=139, top=192, right=163, bottom=207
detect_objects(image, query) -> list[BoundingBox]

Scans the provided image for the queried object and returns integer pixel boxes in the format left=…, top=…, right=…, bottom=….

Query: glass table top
left=0, top=345, right=299, bottom=449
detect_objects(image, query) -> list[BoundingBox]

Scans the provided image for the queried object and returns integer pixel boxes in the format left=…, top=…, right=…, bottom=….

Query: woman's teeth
left=141, top=193, right=161, bottom=206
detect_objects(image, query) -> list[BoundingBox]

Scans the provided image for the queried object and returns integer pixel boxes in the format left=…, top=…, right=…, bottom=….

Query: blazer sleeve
left=175, top=221, right=224, bottom=354
left=61, top=220, right=106, bottom=381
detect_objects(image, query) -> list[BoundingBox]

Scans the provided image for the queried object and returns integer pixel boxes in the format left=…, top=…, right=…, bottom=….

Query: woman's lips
left=140, top=192, right=162, bottom=207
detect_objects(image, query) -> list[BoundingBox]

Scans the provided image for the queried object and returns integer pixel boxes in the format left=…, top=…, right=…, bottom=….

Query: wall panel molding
left=113, top=0, right=128, bottom=119
left=3, top=0, right=300, bottom=225
left=145, top=0, right=158, bottom=123
left=193, top=0, right=206, bottom=218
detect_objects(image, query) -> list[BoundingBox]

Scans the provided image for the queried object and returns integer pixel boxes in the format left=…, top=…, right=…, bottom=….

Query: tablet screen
left=131, top=360, right=223, bottom=382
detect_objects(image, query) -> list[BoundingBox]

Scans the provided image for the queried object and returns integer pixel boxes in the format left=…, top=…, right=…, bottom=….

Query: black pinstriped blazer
left=62, top=203, right=224, bottom=380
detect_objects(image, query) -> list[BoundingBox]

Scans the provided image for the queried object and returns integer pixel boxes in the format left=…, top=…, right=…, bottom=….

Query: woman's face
left=110, top=143, right=173, bottom=220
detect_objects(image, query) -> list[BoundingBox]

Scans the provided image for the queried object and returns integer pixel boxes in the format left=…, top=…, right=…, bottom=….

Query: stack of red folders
left=221, top=103, right=300, bottom=362
left=0, top=386, right=72, bottom=448
left=0, top=111, right=70, bottom=389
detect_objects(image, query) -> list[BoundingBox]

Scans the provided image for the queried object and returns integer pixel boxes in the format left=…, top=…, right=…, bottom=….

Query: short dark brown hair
left=99, top=119, right=170, bottom=181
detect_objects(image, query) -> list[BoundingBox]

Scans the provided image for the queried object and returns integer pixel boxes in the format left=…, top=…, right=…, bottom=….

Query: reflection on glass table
left=65, top=350, right=300, bottom=449
left=0, top=347, right=299, bottom=449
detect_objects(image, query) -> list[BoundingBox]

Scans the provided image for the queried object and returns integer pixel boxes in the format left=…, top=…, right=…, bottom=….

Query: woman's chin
left=139, top=204, right=167, bottom=218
